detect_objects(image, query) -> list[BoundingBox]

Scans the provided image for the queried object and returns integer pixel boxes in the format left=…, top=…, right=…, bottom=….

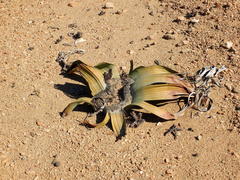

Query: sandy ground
left=1, top=0, right=240, bottom=179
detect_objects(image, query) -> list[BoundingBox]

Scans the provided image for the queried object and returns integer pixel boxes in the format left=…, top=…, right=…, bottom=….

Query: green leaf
left=130, top=101, right=175, bottom=120
left=132, top=84, right=189, bottom=102
left=62, top=97, right=93, bottom=117
left=132, top=73, right=193, bottom=91
left=110, top=111, right=125, bottom=137
left=129, top=65, right=178, bottom=80
left=85, top=113, right=110, bottom=128
left=68, top=61, right=106, bottom=96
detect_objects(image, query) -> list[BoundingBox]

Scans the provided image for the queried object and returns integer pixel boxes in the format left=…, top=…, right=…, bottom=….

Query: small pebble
left=30, top=132, right=36, bottom=137
left=52, top=160, right=61, bottom=167
left=195, top=135, right=202, bottom=141
left=25, top=169, right=35, bottom=175
left=156, top=122, right=162, bottom=126
left=149, top=11, right=154, bottom=16
left=165, top=169, right=173, bottom=175
left=164, top=158, right=170, bottom=163
left=176, top=40, right=189, bottom=47
left=180, top=49, right=191, bottom=53
left=222, top=41, right=233, bottom=49
left=192, top=153, right=198, bottom=157
left=182, top=40, right=189, bottom=44
left=67, top=3, right=73, bottom=7
left=54, top=36, right=64, bottom=44
left=98, top=11, right=106, bottom=16
left=67, top=1, right=80, bottom=7
left=232, top=87, right=239, bottom=94
left=162, top=34, right=175, bottom=40
left=190, top=18, right=199, bottom=24
left=174, top=16, right=185, bottom=22
left=28, top=20, right=34, bottom=24
left=104, top=2, right=114, bottom=9
left=36, top=120, right=42, bottom=126
left=224, top=83, right=232, bottom=91
left=28, top=47, right=34, bottom=51
left=175, top=131, right=181, bottom=136
left=127, top=50, right=135, bottom=55
left=115, top=10, right=123, bottom=15
left=121, top=66, right=127, bottom=70
left=235, top=105, right=240, bottom=111
left=33, top=176, right=39, bottom=180
left=127, top=178, right=135, bottom=180
left=68, top=23, right=77, bottom=28
left=166, top=30, right=175, bottom=34
left=175, top=155, right=183, bottom=160
left=187, top=128, right=194, bottom=132
left=145, top=35, right=153, bottom=40
left=72, top=32, right=82, bottom=40
left=75, top=38, right=86, bottom=44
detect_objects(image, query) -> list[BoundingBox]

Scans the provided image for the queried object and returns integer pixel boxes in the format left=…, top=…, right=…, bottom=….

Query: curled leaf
left=110, top=111, right=126, bottom=137
left=84, top=113, right=110, bottom=128
left=130, top=101, right=175, bottom=120
left=62, top=97, right=93, bottom=117
left=67, top=61, right=106, bottom=96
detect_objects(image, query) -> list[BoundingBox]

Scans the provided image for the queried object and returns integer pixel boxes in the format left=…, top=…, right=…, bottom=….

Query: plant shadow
left=54, top=73, right=92, bottom=99
left=142, top=113, right=174, bottom=123
left=55, top=72, right=93, bottom=117
left=54, top=82, right=90, bottom=99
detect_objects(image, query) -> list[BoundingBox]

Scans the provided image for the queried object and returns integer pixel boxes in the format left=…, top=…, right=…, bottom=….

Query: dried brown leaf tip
left=59, top=59, right=226, bottom=139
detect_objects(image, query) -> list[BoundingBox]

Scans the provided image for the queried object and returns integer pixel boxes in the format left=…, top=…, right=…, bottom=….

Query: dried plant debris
left=186, top=65, right=226, bottom=112
left=57, top=57, right=226, bottom=139
left=128, top=111, right=145, bottom=128
left=56, top=49, right=85, bottom=72
left=54, top=35, right=64, bottom=44
left=164, top=124, right=182, bottom=140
